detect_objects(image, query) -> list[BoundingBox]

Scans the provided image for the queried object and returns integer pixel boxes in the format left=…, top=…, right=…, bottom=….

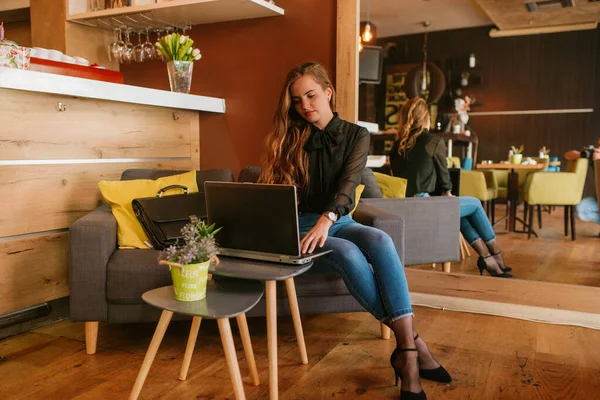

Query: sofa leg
left=442, top=262, right=451, bottom=273
left=537, top=205, right=543, bottom=229
left=85, top=321, right=99, bottom=355
left=380, top=323, right=391, bottom=340
left=528, top=205, right=534, bottom=239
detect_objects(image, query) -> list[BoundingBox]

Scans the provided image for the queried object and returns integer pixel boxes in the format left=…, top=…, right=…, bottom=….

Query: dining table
left=477, top=162, right=548, bottom=233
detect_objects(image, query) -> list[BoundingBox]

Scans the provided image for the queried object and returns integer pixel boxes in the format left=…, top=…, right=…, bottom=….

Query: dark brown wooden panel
left=367, top=26, right=599, bottom=196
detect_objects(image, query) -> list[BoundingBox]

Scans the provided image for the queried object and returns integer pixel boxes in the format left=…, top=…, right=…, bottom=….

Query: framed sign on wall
left=383, top=63, right=418, bottom=129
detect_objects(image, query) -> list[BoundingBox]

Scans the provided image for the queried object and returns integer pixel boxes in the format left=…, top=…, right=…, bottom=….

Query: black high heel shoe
left=390, top=348, right=427, bottom=400
left=414, top=334, right=452, bottom=383
left=491, top=251, right=512, bottom=272
left=477, top=255, right=512, bottom=278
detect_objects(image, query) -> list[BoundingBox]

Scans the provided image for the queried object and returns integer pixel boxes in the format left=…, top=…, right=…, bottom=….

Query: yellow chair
left=447, top=156, right=461, bottom=169
left=459, top=170, right=498, bottom=222
left=524, top=158, right=588, bottom=240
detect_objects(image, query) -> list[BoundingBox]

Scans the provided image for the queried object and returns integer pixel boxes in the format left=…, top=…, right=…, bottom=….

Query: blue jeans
left=576, top=197, right=600, bottom=223
left=459, top=196, right=496, bottom=244
left=299, top=213, right=413, bottom=321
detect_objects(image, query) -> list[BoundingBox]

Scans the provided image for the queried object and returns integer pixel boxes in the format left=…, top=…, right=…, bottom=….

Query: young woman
left=259, top=62, right=451, bottom=399
left=389, top=97, right=512, bottom=278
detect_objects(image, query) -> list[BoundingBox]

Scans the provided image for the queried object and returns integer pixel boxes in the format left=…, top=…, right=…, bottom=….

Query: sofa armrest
left=360, top=197, right=460, bottom=265
left=69, top=204, right=117, bottom=322
left=353, top=203, right=406, bottom=264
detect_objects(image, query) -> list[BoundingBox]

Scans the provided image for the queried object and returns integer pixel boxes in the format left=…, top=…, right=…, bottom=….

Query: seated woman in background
left=389, top=97, right=512, bottom=278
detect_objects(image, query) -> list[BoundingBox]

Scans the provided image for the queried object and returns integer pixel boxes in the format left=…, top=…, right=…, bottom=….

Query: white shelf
left=67, top=0, right=284, bottom=27
left=0, top=68, right=226, bottom=113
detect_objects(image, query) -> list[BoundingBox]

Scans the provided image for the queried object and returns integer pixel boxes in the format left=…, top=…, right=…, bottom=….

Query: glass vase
left=167, top=60, right=194, bottom=94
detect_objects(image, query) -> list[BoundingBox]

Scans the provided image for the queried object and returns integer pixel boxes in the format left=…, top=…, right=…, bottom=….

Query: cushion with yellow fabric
left=372, top=172, right=407, bottom=198
left=350, top=184, right=365, bottom=215
left=98, top=170, right=199, bottom=249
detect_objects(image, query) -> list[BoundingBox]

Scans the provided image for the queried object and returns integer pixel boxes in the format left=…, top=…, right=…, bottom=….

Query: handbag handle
left=156, top=185, right=189, bottom=197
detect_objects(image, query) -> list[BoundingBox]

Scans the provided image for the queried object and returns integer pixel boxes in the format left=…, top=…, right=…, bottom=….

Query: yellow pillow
left=98, top=171, right=199, bottom=249
left=350, top=184, right=365, bottom=216
left=373, top=172, right=407, bottom=198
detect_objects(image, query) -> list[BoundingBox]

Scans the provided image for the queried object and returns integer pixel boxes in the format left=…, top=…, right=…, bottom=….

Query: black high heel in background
left=491, top=251, right=513, bottom=272
left=390, top=348, right=427, bottom=399
left=477, top=255, right=512, bottom=278
left=414, top=334, right=452, bottom=383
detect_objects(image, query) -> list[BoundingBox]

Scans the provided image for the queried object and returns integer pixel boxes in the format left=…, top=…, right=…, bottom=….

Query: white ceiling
left=360, top=0, right=493, bottom=38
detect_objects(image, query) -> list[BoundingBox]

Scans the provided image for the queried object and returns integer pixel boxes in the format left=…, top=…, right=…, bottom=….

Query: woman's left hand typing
left=300, top=216, right=333, bottom=254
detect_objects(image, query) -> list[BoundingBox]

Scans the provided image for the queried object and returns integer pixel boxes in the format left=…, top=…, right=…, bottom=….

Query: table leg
left=284, top=277, right=308, bottom=365
left=265, top=280, right=278, bottom=400
left=179, top=316, right=202, bottom=381
left=507, top=169, right=519, bottom=232
left=218, top=318, right=246, bottom=400
left=129, top=310, right=173, bottom=400
left=236, top=313, right=260, bottom=386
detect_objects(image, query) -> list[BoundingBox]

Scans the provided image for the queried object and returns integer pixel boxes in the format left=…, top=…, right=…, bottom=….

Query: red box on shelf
left=30, top=58, right=124, bottom=84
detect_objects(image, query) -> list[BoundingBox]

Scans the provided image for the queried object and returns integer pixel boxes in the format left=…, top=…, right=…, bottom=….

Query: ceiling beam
left=489, top=21, right=598, bottom=37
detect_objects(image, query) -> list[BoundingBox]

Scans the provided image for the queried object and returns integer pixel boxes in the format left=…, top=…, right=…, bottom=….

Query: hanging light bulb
left=361, top=0, right=373, bottom=43
left=362, top=23, right=373, bottom=43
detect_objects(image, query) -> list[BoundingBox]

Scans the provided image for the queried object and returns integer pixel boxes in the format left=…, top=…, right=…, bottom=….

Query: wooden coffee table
left=210, top=256, right=314, bottom=400
left=129, top=279, right=264, bottom=400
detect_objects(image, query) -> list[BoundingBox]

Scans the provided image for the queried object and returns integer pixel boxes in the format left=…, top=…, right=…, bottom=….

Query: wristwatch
left=323, top=211, right=338, bottom=223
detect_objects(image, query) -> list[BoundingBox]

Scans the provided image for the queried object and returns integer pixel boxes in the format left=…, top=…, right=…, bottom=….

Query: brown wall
left=121, top=0, right=337, bottom=178
left=368, top=26, right=599, bottom=195
left=3, top=21, right=31, bottom=47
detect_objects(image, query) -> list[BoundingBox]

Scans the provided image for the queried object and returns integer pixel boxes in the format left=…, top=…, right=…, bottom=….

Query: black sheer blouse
left=299, top=113, right=370, bottom=217
left=389, top=130, right=452, bottom=197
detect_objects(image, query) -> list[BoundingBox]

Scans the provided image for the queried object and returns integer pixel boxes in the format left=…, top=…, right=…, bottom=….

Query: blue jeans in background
left=459, top=196, right=496, bottom=244
left=576, top=197, right=600, bottom=224
left=412, top=194, right=496, bottom=245
left=299, top=213, right=413, bottom=322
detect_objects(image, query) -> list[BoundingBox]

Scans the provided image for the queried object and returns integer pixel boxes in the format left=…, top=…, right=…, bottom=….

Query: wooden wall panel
left=336, top=0, right=359, bottom=122
left=0, top=161, right=197, bottom=238
left=2, top=21, right=31, bottom=47
left=0, top=233, right=69, bottom=315
left=0, top=89, right=195, bottom=160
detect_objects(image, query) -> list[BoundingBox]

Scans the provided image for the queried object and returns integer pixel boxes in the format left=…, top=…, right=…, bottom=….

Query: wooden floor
left=1, top=307, right=600, bottom=399
left=412, top=204, right=600, bottom=287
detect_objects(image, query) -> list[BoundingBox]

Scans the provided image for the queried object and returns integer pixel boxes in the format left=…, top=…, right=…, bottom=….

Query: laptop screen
left=204, top=182, right=301, bottom=256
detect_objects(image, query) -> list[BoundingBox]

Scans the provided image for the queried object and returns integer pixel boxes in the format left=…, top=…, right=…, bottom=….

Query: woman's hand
left=442, top=191, right=455, bottom=197
left=300, top=215, right=333, bottom=254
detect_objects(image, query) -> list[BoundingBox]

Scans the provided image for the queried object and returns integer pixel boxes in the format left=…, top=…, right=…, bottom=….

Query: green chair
left=523, top=158, right=588, bottom=240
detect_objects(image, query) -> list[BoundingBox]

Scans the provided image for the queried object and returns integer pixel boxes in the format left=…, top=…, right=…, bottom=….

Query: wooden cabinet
left=0, top=87, right=200, bottom=314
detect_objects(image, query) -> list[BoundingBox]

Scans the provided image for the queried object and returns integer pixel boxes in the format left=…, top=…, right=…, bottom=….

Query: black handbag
left=132, top=185, right=206, bottom=250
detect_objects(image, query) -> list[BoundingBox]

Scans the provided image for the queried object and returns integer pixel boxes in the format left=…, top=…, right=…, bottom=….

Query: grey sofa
left=69, top=167, right=459, bottom=354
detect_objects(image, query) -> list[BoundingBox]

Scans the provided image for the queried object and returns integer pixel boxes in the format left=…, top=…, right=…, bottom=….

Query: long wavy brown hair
left=396, top=97, right=430, bottom=156
left=259, top=62, right=336, bottom=193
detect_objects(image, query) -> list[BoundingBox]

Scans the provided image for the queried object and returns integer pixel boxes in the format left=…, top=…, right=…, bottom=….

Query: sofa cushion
left=360, top=168, right=384, bottom=198
left=99, top=171, right=199, bottom=249
left=121, top=168, right=235, bottom=192
left=106, top=249, right=171, bottom=304
left=372, top=172, right=407, bottom=198
left=238, top=166, right=261, bottom=183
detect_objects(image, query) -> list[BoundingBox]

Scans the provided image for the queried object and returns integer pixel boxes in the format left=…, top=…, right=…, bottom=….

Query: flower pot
left=170, top=260, right=210, bottom=301
left=166, top=60, right=194, bottom=94
left=510, top=154, right=523, bottom=165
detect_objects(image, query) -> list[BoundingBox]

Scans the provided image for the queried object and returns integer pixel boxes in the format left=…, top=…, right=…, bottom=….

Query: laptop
left=204, top=181, right=332, bottom=264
